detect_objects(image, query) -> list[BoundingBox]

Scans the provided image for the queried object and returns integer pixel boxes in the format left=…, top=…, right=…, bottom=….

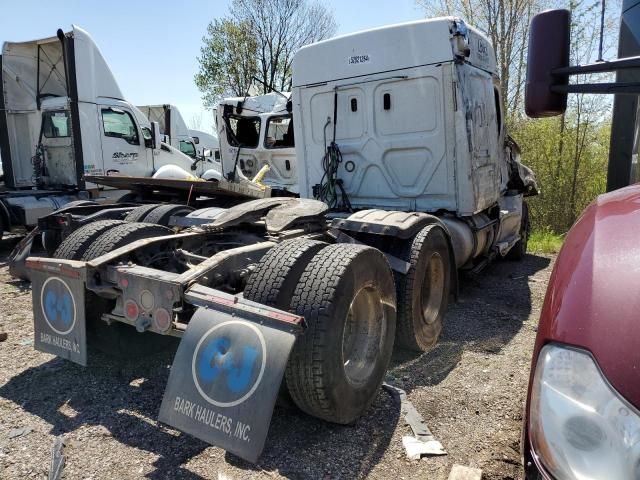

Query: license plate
left=28, top=258, right=88, bottom=366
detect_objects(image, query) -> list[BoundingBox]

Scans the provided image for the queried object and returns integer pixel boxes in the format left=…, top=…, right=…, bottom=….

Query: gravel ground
left=0, top=238, right=553, bottom=480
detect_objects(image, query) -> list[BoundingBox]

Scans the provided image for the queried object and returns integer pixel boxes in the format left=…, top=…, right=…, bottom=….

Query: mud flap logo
left=31, top=269, right=87, bottom=366
left=41, top=277, right=76, bottom=335
left=159, top=306, right=297, bottom=463
left=192, top=321, right=266, bottom=407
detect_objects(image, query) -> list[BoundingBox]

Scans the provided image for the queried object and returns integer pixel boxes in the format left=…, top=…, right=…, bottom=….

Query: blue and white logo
left=40, top=277, right=76, bottom=335
left=192, top=320, right=266, bottom=408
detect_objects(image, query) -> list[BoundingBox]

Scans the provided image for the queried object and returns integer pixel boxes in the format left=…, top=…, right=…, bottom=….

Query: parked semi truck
left=189, top=128, right=220, bottom=160
left=217, top=92, right=298, bottom=193
left=0, top=26, right=209, bottom=239
left=23, top=18, right=536, bottom=462
left=138, top=104, right=201, bottom=161
left=522, top=7, right=640, bottom=480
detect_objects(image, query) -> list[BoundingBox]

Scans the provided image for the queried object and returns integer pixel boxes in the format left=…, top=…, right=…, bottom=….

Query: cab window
left=265, top=115, right=294, bottom=149
left=42, top=111, right=70, bottom=138
left=179, top=140, right=196, bottom=158
left=101, top=108, right=140, bottom=145
left=226, top=116, right=260, bottom=148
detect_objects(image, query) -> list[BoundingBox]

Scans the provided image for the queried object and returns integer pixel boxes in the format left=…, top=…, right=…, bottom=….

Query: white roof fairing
left=292, top=17, right=498, bottom=87
left=1, top=25, right=124, bottom=111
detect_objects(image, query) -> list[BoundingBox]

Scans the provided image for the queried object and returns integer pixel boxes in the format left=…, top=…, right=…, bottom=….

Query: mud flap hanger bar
left=185, top=283, right=305, bottom=332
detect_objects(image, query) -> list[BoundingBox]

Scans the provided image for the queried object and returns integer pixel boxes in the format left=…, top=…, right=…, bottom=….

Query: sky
left=0, top=0, right=425, bottom=133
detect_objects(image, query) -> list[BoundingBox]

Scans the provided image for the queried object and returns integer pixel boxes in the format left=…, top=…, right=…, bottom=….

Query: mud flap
left=8, top=227, right=39, bottom=281
left=159, top=292, right=301, bottom=463
left=27, top=258, right=88, bottom=366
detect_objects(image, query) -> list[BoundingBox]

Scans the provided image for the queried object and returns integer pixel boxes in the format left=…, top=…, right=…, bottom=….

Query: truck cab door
left=99, top=106, right=152, bottom=177
left=41, top=109, right=76, bottom=186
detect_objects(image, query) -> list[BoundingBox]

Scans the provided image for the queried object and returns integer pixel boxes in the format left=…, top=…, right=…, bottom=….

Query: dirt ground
left=0, top=237, right=553, bottom=480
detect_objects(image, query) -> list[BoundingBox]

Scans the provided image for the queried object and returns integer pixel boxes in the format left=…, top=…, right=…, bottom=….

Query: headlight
left=530, top=344, right=640, bottom=479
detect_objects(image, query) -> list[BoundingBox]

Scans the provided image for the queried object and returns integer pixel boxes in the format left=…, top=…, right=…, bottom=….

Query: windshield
left=225, top=115, right=261, bottom=148
left=180, top=140, right=196, bottom=158
left=264, top=115, right=294, bottom=149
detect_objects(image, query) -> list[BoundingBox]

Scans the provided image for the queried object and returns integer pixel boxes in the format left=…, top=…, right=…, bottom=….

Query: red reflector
left=153, top=308, right=171, bottom=331
left=124, top=300, right=139, bottom=321
left=120, top=277, right=129, bottom=288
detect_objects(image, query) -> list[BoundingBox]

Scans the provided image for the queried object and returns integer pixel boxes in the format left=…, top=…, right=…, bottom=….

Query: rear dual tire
left=55, top=221, right=176, bottom=358
left=246, top=240, right=396, bottom=424
left=124, top=204, right=194, bottom=226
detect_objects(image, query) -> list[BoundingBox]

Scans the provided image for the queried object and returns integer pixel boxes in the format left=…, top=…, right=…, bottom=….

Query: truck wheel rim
left=421, top=252, right=445, bottom=324
left=342, top=284, right=386, bottom=386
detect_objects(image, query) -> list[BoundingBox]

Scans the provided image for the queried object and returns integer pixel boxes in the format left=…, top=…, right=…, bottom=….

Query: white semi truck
left=137, top=104, right=199, bottom=160
left=0, top=26, right=208, bottom=239
left=189, top=128, right=220, bottom=160
left=216, top=92, right=298, bottom=193
left=22, top=18, right=536, bottom=462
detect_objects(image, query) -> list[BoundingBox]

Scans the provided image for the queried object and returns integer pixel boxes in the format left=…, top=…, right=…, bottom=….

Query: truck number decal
left=348, top=54, right=371, bottom=65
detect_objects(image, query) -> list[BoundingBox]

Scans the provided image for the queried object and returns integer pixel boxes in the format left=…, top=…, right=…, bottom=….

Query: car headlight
left=529, top=344, right=640, bottom=479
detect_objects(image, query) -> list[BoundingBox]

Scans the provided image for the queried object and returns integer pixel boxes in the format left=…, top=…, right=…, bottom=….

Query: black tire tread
left=244, top=238, right=328, bottom=308
left=285, top=243, right=393, bottom=423
left=143, top=204, right=194, bottom=226
left=82, top=222, right=171, bottom=261
left=53, top=220, right=126, bottom=260
left=395, top=224, right=450, bottom=351
left=124, top=204, right=162, bottom=223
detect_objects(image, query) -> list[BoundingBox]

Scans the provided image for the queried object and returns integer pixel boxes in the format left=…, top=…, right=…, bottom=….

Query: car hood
left=536, top=184, right=640, bottom=408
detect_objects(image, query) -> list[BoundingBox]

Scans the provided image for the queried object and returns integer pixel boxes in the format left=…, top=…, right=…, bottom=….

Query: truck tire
left=77, top=222, right=175, bottom=358
left=395, top=224, right=451, bottom=352
left=243, top=239, right=328, bottom=407
left=82, top=222, right=171, bottom=261
left=244, top=238, right=328, bottom=308
left=124, top=204, right=162, bottom=223
left=507, top=201, right=529, bottom=261
left=285, top=244, right=396, bottom=424
left=53, top=220, right=126, bottom=260
left=142, top=204, right=194, bottom=226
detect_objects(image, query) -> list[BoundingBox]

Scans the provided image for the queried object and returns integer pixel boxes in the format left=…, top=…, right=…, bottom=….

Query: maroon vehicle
left=523, top=7, right=640, bottom=479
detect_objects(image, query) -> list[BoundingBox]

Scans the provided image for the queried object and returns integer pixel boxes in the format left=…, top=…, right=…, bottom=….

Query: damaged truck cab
left=217, top=92, right=298, bottom=194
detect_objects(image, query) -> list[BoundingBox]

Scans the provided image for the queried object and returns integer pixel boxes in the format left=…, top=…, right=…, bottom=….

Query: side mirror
left=193, top=136, right=200, bottom=145
left=151, top=121, right=161, bottom=149
left=203, top=149, right=213, bottom=158
left=525, top=9, right=571, bottom=118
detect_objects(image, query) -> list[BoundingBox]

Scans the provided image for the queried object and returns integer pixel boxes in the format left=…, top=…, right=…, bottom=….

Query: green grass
left=529, top=229, right=564, bottom=254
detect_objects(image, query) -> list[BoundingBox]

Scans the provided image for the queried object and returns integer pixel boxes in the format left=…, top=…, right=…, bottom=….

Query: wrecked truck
left=24, top=17, right=537, bottom=462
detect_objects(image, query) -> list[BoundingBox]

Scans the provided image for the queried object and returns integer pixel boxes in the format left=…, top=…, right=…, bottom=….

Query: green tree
left=194, top=19, right=258, bottom=108
left=196, top=0, right=337, bottom=105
